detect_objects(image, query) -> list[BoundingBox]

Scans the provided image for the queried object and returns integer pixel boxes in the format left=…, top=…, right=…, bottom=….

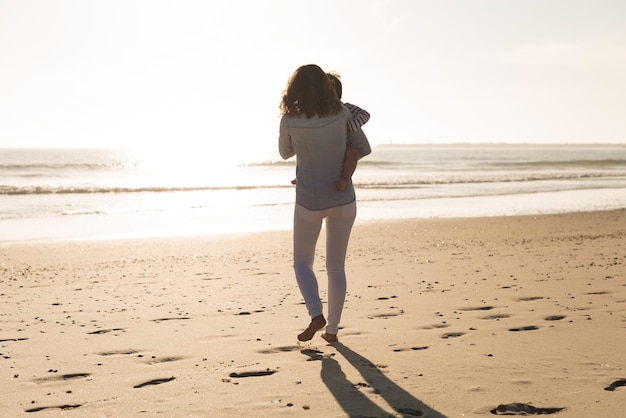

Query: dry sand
left=1, top=210, right=625, bottom=417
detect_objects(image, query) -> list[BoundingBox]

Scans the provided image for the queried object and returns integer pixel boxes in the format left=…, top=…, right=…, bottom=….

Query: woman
left=278, top=64, right=371, bottom=343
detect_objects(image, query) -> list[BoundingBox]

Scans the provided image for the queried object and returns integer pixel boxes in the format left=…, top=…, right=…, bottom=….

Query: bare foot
left=321, top=333, right=338, bottom=343
left=298, top=315, right=326, bottom=341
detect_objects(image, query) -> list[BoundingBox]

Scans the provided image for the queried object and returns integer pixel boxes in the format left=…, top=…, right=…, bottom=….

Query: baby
left=291, top=72, right=370, bottom=191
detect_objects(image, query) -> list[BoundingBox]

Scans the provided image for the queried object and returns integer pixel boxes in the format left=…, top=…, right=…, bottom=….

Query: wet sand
left=1, top=210, right=625, bottom=417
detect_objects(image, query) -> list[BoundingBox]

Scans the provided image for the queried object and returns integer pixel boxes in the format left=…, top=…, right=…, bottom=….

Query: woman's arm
left=278, top=116, right=295, bottom=159
left=347, top=128, right=371, bottom=159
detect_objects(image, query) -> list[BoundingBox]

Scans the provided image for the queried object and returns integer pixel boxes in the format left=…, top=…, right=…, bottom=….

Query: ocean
left=1, top=144, right=626, bottom=242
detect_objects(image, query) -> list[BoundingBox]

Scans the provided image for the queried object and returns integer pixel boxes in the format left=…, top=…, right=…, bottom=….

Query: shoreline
left=3, top=143, right=626, bottom=244
left=1, top=209, right=625, bottom=416
left=3, top=188, right=626, bottom=244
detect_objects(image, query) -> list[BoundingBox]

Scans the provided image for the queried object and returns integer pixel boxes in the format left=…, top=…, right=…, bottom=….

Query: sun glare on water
left=129, top=147, right=231, bottom=185
left=126, top=145, right=280, bottom=189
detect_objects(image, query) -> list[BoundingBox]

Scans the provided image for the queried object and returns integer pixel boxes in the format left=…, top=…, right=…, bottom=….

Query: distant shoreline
left=1, top=142, right=626, bottom=151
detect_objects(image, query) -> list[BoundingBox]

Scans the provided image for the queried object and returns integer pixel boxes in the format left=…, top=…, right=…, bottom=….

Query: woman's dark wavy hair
left=280, top=64, right=342, bottom=118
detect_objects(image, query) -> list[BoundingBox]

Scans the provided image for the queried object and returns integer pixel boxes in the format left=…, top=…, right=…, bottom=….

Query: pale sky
left=1, top=0, right=625, bottom=154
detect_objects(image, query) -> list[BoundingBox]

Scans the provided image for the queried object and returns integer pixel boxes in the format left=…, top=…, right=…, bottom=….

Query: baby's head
left=327, top=72, right=342, bottom=100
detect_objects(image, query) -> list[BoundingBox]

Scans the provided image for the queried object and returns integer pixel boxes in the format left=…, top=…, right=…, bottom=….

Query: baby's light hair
left=327, top=72, right=342, bottom=100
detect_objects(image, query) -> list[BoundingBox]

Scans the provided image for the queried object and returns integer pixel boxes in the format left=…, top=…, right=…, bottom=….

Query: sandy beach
left=1, top=210, right=625, bottom=417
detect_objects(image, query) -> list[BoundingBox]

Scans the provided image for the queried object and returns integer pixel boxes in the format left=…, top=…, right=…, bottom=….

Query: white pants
left=293, top=201, right=356, bottom=335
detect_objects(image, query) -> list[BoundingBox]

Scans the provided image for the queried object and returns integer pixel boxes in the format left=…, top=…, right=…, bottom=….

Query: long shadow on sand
left=302, top=343, right=446, bottom=417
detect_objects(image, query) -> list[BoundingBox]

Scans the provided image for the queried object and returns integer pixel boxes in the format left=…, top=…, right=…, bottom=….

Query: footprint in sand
left=98, top=349, right=139, bottom=356
left=490, top=403, right=564, bottom=415
left=420, top=323, right=450, bottom=330
left=544, top=315, right=566, bottom=321
left=87, top=328, right=124, bottom=335
left=604, top=379, right=626, bottom=391
left=236, top=310, right=264, bottom=315
left=393, top=346, right=429, bottom=352
left=145, top=356, right=185, bottom=365
left=509, top=326, right=540, bottom=332
left=25, top=404, right=83, bottom=413
left=481, top=314, right=511, bottom=320
left=229, top=369, right=277, bottom=378
left=460, top=306, right=494, bottom=311
left=371, top=312, right=403, bottom=319
left=257, top=346, right=300, bottom=354
left=515, top=296, right=544, bottom=302
left=34, top=373, right=91, bottom=383
left=151, top=317, right=190, bottom=323
left=441, top=332, right=465, bottom=339
left=133, top=377, right=175, bottom=388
